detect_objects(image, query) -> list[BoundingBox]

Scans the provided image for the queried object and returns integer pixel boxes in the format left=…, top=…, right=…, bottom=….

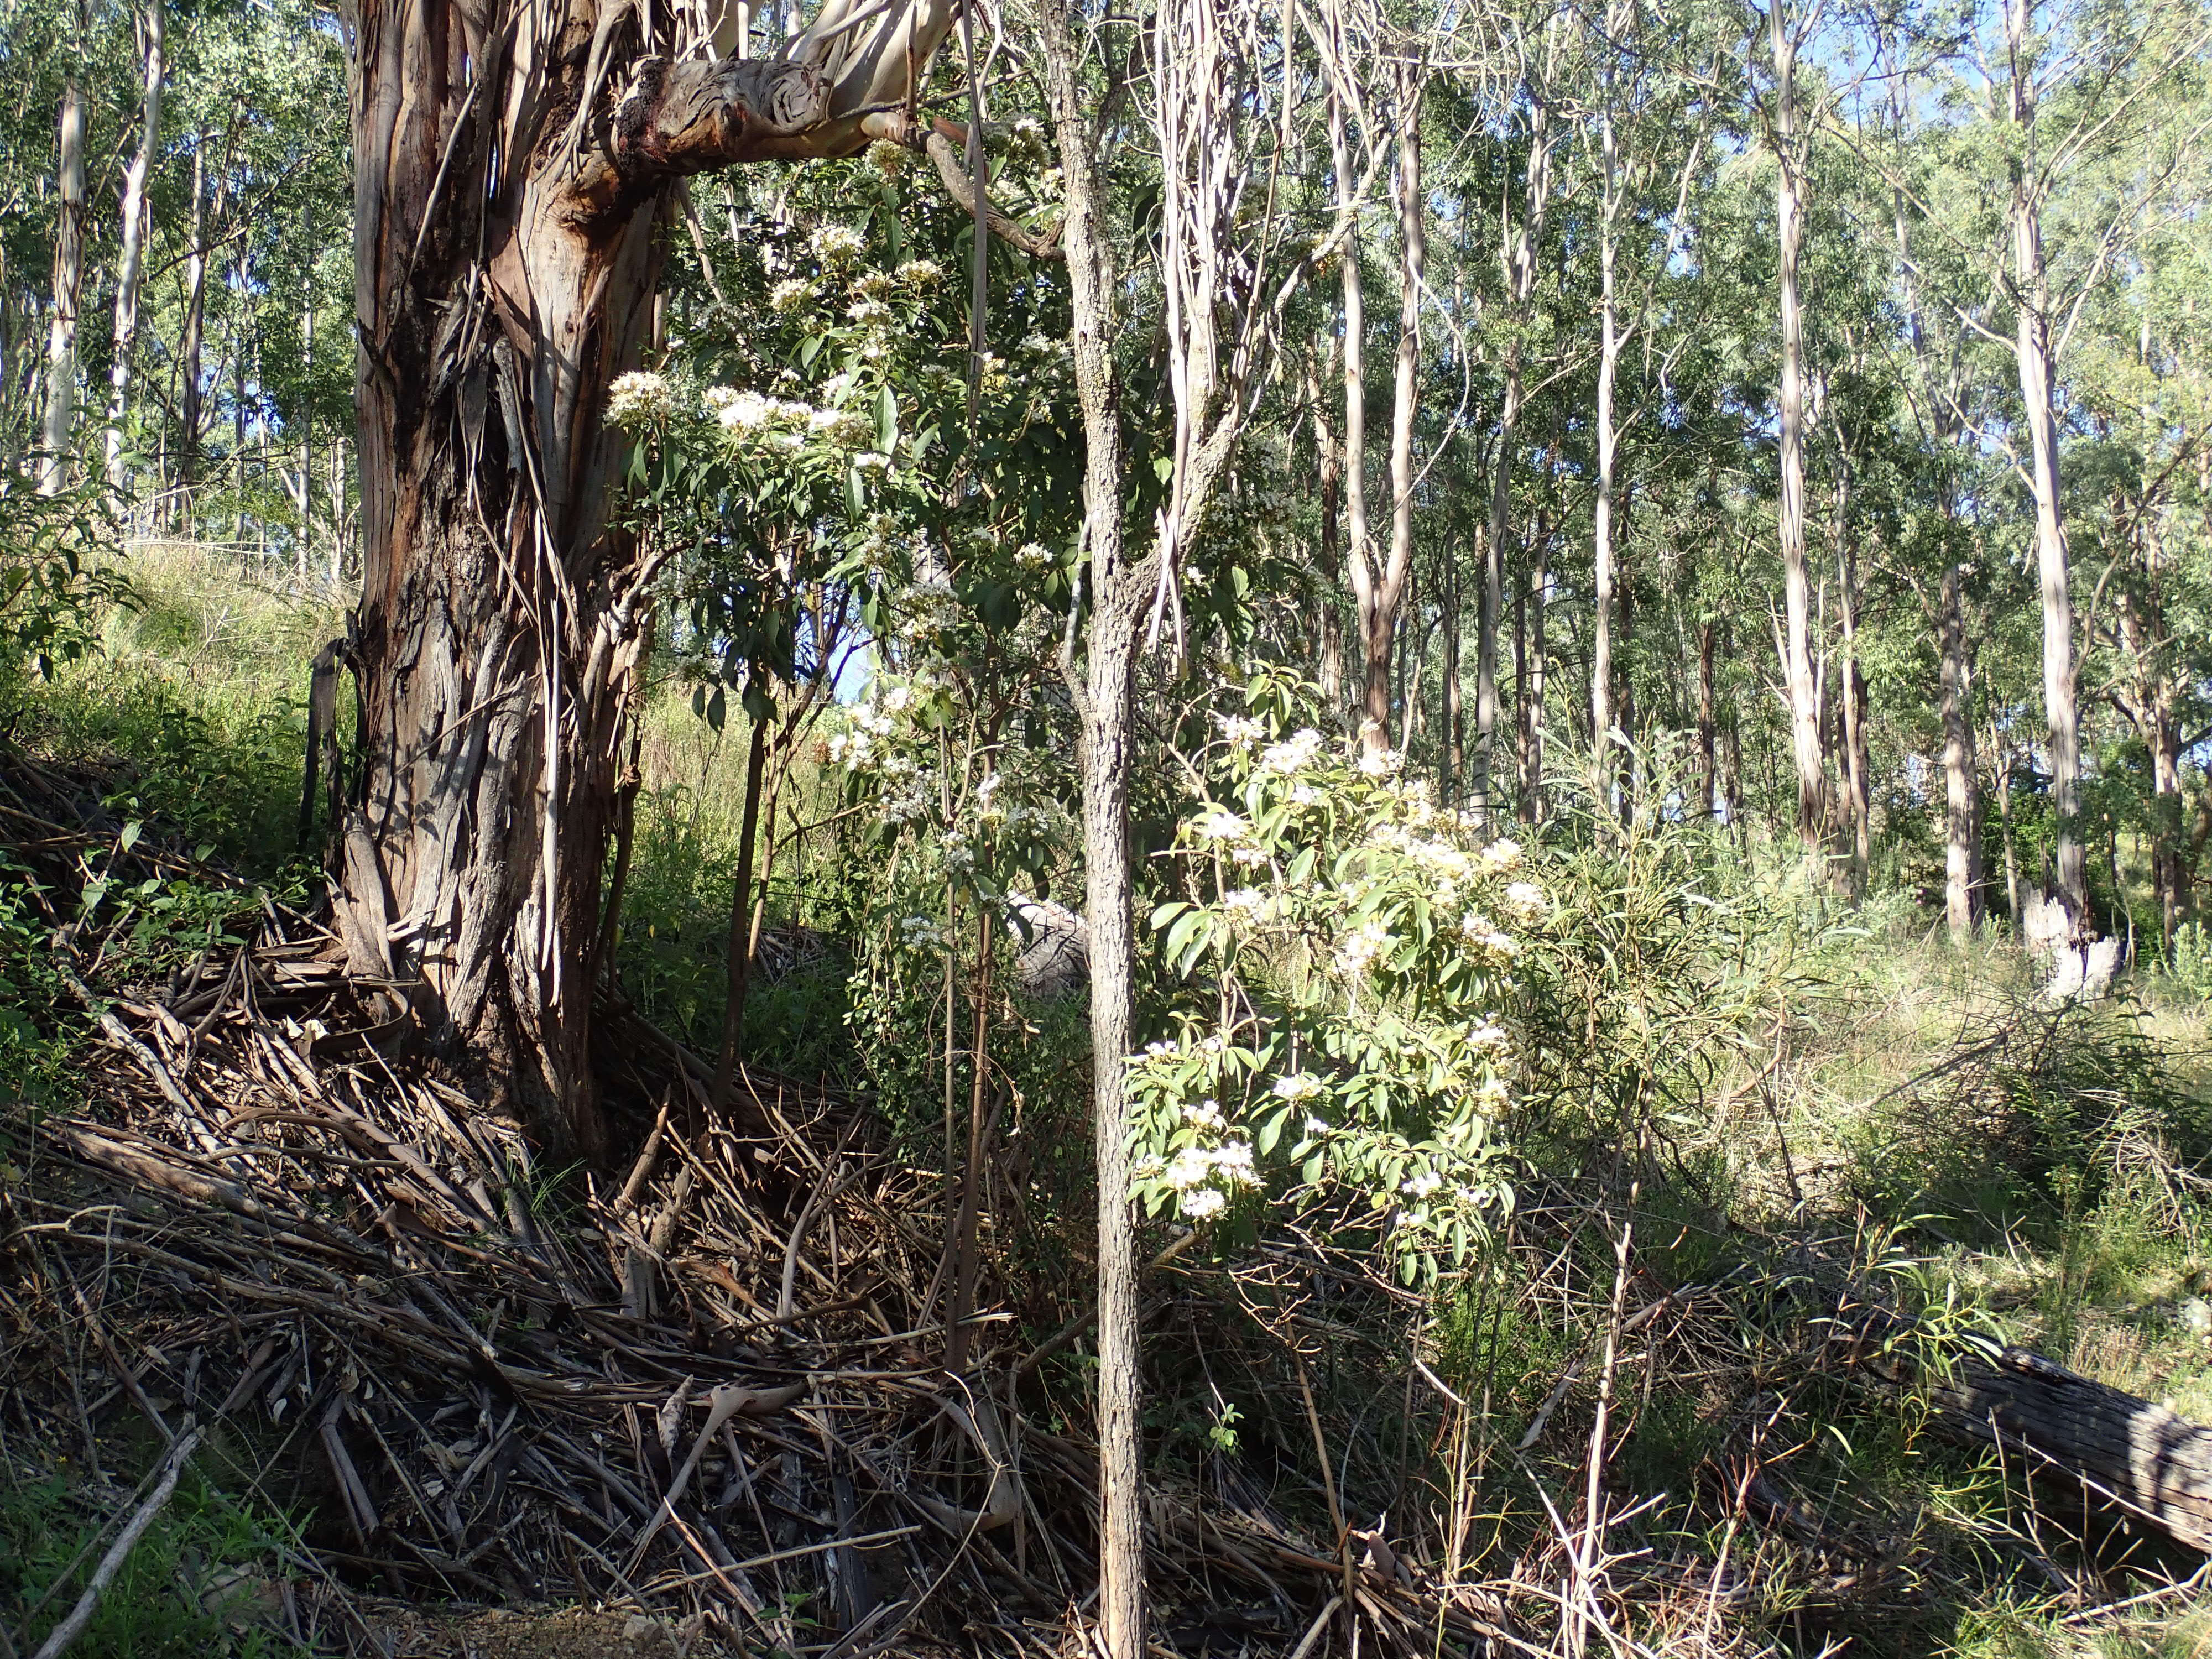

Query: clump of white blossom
left=606, top=371, right=675, bottom=429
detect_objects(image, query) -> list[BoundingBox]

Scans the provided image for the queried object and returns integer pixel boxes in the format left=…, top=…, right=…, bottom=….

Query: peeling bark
left=342, top=0, right=960, bottom=1155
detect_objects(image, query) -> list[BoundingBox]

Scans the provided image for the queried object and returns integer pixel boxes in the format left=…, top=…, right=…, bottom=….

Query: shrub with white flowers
left=1131, top=674, right=1542, bottom=1279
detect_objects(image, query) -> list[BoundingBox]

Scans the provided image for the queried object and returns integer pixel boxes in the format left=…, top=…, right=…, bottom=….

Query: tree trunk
left=38, top=80, right=87, bottom=495
left=1477, top=69, right=1552, bottom=825
left=1698, top=619, right=1717, bottom=820
left=1590, top=74, right=1620, bottom=808
left=1444, top=550, right=1462, bottom=802
left=105, top=0, right=165, bottom=507
left=338, top=0, right=961, bottom=1155
left=179, top=140, right=210, bottom=517
left=1041, top=0, right=1147, bottom=1647
left=1310, top=352, right=1345, bottom=713
left=1940, top=564, right=1983, bottom=940
left=2007, top=0, right=2086, bottom=930
left=1835, top=468, right=1869, bottom=896
left=1994, top=729, right=2022, bottom=925
left=1771, top=0, right=1823, bottom=854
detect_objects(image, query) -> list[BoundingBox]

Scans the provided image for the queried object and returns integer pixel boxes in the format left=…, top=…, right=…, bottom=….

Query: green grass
left=0, top=1460, right=311, bottom=1658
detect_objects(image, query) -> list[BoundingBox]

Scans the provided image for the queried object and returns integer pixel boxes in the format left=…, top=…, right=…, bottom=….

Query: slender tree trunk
left=1329, top=93, right=1376, bottom=744
left=2006, top=0, right=2085, bottom=929
left=1041, top=1, right=1146, bottom=1647
left=1591, top=70, right=1621, bottom=807
left=1698, top=619, right=1717, bottom=820
left=1478, top=76, right=1552, bottom=823
left=105, top=0, right=165, bottom=507
left=38, top=80, right=87, bottom=495
left=1444, top=551, right=1462, bottom=802
left=1940, top=564, right=1983, bottom=940
left=1835, top=467, right=1869, bottom=896
left=1771, top=0, right=1823, bottom=853
left=1993, top=728, right=2022, bottom=924
left=179, top=141, right=210, bottom=517
left=1519, top=539, right=1548, bottom=823
left=1383, top=79, right=1425, bottom=755
left=1310, top=353, right=1345, bottom=712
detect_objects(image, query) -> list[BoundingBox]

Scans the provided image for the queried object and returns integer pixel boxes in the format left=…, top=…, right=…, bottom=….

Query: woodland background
left=2, top=0, right=2212, bottom=1653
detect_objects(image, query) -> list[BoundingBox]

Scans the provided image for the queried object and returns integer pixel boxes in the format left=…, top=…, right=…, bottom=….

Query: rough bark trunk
left=105, top=0, right=165, bottom=506
left=1940, top=564, right=1983, bottom=940
left=2007, top=0, right=2086, bottom=931
left=1772, top=1, right=1824, bottom=854
left=1041, top=1, right=1147, bottom=1647
left=38, top=80, right=87, bottom=495
left=340, top=0, right=960, bottom=1155
left=1519, top=539, right=1548, bottom=824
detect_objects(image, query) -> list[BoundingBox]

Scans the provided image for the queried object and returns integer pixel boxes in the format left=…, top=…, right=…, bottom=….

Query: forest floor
left=7, top=545, right=2212, bottom=1658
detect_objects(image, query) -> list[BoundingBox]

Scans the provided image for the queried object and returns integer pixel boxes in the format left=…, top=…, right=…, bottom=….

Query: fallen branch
left=28, top=1426, right=205, bottom=1659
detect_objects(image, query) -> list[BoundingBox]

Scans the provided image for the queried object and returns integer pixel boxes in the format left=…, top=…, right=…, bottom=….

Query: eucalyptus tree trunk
left=37, top=80, right=87, bottom=495
left=1835, top=465, right=1869, bottom=896
left=178, top=140, right=211, bottom=518
left=1328, top=93, right=1379, bottom=748
left=1477, top=55, right=1553, bottom=825
left=340, top=0, right=957, bottom=1155
left=1040, top=1, right=1147, bottom=1646
left=1940, top=564, right=1983, bottom=939
left=1698, top=619, right=1717, bottom=820
left=2006, top=0, right=2086, bottom=931
left=105, top=0, right=165, bottom=505
left=1375, top=63, right=1425, bottom=755
left=1590, top=42, right=1621, bottom=807
left=1771, top=0, right=1824, bottom=853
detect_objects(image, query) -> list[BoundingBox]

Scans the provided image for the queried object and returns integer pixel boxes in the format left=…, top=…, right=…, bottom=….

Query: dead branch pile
left=0, top=889, right=1516, bottom=1656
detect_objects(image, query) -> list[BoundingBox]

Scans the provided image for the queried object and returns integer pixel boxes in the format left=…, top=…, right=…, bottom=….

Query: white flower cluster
left=1271, top=1072, right=1324, bottom=1102
left=1335, top=916, right=1396, bottom=979
left=1148, top=1134, right=1259, bottom=1220
left=606, top=370, right=675, bottom=429
left=1259, top=728, right=1325, bottom=775
left=1014, top=541, right=1055, bottom=571
left=703, top=385, right=878, bottom=460
left=769, top=277, right=814, bottom=315
left=1216, top=713, right=1265, bottom=748
left=1194, top=809, right=1249, bottom=843
left=1459, top=909, right=1521, bottom=960
left=813, top=224, right=865, bottom=265
left=895, top=258, right=945, bottom=288
left=1503, top=880, right=1547, bottom=922
left=899, top=913, right=948, bottom=950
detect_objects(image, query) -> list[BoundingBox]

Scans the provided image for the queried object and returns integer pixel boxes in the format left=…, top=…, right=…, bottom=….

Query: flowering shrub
left=1134, top=681, right=1540, bottom=1279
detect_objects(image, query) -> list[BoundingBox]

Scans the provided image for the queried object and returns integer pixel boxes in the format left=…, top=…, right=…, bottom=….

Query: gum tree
left=340, top=0, right=966, bottom=1152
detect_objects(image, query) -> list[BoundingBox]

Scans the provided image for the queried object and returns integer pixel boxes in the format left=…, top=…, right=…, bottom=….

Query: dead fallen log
left=1926, top=1344, right=2212, bottom=1551
left=1809, top=1286, right=2212, bottom=1553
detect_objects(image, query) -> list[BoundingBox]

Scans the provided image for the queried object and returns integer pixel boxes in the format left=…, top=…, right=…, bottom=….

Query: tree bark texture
left=38, top=79, right=87, bottom=495
left=341, top=0, right=958, bottom=1155
left=1041, top=1, right=1148, bottom=1647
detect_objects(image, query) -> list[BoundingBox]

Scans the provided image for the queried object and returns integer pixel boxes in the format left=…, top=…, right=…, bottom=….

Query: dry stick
left=1293, top=1358, right=1357, bottom=1646
left=28, top=1427, right=204, bottom=1659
